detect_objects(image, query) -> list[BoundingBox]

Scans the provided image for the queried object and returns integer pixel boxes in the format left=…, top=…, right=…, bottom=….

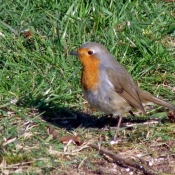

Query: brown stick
left=88, top=143, right=159, bottom=175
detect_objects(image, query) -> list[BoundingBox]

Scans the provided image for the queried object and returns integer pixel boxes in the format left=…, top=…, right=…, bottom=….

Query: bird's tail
left=139, top=89, right=175, bottom=111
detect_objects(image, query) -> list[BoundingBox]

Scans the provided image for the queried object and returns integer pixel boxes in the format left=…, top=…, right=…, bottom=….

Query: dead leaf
left=60, top=135, right=83, bottom=146
left=47, top=125, right=83, bottom=145
left=22, top=31, right=34, bottom=43
left=167, top=111, right=175, bottom=122
left=48, top=125, right=60, bottom=139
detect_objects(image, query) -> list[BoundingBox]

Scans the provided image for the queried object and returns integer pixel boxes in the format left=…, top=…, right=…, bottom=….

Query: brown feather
left=139, top=89, right=175, bottom=110
left=106, top=68, right=146, bottom=114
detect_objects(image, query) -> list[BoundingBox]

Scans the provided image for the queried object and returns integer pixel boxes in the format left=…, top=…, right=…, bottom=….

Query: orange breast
left=79, top=50, right=100, bottom=91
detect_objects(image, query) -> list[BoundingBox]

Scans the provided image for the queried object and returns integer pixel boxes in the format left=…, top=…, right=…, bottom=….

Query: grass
left=0, top=0, right=175, bottom=174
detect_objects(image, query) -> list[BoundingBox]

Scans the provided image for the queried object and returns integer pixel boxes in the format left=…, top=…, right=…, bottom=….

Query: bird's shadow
left=16, top=95, right=156, bottom=131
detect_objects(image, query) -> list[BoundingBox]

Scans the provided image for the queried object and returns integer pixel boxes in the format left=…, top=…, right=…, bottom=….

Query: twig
left=88, top=143, right=159, bottom=175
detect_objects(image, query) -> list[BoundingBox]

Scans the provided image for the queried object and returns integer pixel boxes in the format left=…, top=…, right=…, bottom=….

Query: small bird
left=71, top=42, right=175, bottom=141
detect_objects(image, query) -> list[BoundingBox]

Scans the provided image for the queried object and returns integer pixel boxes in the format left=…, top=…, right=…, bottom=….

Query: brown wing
left=106, top=68, right=146, bottom=114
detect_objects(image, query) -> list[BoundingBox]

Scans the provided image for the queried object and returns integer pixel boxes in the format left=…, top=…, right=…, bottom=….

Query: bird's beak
left=70, top=51, right=80, bottom=56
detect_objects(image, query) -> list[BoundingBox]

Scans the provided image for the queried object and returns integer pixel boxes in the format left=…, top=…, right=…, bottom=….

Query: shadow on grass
left=16, top=95, right=152, bottom=131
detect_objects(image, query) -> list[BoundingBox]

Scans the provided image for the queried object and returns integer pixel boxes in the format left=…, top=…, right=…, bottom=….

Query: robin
left=70, top=42, right=175, bottom=141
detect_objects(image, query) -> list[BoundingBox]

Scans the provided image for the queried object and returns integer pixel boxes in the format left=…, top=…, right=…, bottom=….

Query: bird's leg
left=113, top=116, right=123, bottom=141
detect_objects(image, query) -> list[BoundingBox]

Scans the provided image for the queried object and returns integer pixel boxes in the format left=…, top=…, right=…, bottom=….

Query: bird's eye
left=88, top=50, right=93, bottom=55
